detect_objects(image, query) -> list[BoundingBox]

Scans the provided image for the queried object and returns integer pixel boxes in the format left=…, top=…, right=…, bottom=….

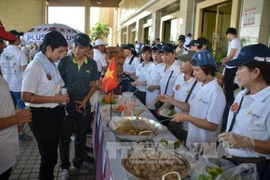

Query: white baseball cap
left=94, top=39, right=107, bottom=47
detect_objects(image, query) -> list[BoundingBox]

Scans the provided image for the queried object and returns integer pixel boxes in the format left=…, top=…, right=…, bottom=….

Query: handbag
left=154, top=70, right=174, bottom=108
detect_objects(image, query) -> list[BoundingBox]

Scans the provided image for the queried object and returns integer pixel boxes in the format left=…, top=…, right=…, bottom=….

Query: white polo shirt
left=93, top=49, right=107, bottom=75
left=135, top=61, right=154, bottom=92
left=123, top=55, right=140, bottom=73
left=187, top=79, right=226, bottom=143
left=159, top=61, right=181, bottom=96
left=146, top=63, right=164, bottom=110
left=22, top=60, right=64, bottom=108
left=0, top=76, right=19, bottom=175
left=226, top=38, right=241, bottom=69
left=173, top=74, right=196, bottom=131
left=227, top=86, right=270, bottom=159
left=0, top=45, right=28, bottom=92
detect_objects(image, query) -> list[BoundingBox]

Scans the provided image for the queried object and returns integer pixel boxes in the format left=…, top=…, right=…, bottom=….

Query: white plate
left=159, top=108, right=176, bottom=118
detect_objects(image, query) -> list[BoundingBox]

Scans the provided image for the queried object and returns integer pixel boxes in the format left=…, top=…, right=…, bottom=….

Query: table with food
left=92, top=93, right=258, bottom=180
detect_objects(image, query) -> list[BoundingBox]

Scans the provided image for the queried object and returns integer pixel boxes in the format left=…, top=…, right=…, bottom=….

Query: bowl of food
left=122, top=147, right=190, bottom=180
left=159, top=108, right=177, bottom=118
left=107, top=116, right=163, bottom=142
left=122, top=92, right=134, bottom=98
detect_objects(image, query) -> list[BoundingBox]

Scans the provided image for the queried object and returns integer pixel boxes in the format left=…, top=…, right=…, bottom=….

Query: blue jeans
left=10, top=91, right=25, bottom=110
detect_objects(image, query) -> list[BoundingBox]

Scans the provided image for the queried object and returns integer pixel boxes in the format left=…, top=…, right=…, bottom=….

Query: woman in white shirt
left=21, top=31, right=69, bottom=180
left=120, top=44, right=140, bottom=92
left=131, top=46, right=154, bottom=104
left=160, top=50, right=226, bottom=143
left=159, top=50, right=197, bottom=141
left=146, top=44, right=163, bottom=114
left=218, top=44, right=270, bottom=179
left=156, top=44, right=180, bottom=125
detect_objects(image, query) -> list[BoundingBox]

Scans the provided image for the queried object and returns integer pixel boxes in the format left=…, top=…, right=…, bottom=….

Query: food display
left=160, top=138, right=184, bottom=149
left=122, top=148, right=189, bottom=180
left=100, top=93, right=118, bottom=105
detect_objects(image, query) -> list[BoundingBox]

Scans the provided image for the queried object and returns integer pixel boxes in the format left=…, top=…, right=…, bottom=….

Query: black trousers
left=0, top=167, right=12, bottom=180
left=134, top=90, right=146, bottom=105
left=224, top=67, right=238, bottom=106
left=29, top=106, right=61, bottom=180
left=59, top=109, right=91, bottom=169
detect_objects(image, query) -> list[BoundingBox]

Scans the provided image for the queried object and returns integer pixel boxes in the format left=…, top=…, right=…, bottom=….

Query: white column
left=84, top=0, right=91, bottom=35
left=152, top=11, right=161, bottom=40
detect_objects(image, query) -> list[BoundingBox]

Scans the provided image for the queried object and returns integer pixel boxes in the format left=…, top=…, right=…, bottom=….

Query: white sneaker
left=61, top=169, right=69, bottom=180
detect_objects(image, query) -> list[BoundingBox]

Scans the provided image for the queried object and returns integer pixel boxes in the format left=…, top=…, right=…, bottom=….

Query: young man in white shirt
left=0, top=30, right=31, bottom=141
left=93, top=39, right=108, bottom=77
left=175, top=35, right=187, bottom=55
left=222, top=27, right=241, bottom=106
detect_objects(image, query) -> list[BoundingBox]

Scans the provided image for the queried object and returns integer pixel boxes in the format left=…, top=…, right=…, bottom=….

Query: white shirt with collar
left=123, top=55, right=140, bottom=73
left=93, top=48, right=107, bottom=75
left=135, top=61, right=154, bottom=92
left=226, top=86, right=270, bottom=159
left=146, top=63, right=164, bottom=110
left=22, top=60, right=64, bottom=108
left=0, top=45, right=28, bottom=92
left=187, top=79, right=226, bottom=143
left=159, top=60, right=181, bottom=96
left=226, top=38, right=241, bottom=69
left=173, top=74, right=196, bottom=131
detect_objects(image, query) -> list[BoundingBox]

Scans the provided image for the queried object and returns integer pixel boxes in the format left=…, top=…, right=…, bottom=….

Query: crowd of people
left=1, top=18, right=270, bottom=180
left=120, top=29, right=270, bottom=179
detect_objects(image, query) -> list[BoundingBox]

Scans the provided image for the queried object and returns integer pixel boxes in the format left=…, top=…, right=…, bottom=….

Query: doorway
left=163, top=20, right=171, bottom=44
left=202, top=2, right=232, bottom=58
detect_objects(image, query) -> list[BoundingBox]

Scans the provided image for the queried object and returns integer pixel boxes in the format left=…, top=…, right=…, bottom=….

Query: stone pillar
left=126, top=25, right=131, bottom=43
left=135, top=19, right=143, bottom=43
left=84, top=0, right=91, bottom=35
left=178, top=0, right=197, bottom=37
left=152, top=11, right=161, bottom=40
left=239, top=0, right=270, bottom=45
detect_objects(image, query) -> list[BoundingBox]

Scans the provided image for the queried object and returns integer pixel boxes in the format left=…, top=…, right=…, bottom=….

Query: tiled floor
left=9, top=124, right=96, bottom=180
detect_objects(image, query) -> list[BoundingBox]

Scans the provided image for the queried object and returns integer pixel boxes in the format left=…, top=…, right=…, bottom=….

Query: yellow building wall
left=0, top=0, right=45, bottom=32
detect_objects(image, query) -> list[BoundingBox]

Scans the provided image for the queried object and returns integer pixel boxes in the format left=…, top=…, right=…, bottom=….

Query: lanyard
left=227, top=96, right=244, bottom=132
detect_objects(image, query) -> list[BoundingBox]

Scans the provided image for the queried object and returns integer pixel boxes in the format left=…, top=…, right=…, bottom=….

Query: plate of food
left=159, top=108, right=177, bottom=118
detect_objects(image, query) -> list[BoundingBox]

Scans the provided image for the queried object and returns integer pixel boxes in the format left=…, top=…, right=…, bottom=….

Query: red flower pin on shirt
left=46, top=74, right=52, bottom=80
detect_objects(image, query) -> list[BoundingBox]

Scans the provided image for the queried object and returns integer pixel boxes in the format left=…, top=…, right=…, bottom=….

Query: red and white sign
left=243, top=7, right=256, bottom=26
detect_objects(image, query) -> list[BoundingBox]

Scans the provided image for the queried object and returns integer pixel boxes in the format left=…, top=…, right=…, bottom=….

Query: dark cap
left=226, top=27, right=237, bottom=35
left=192, top=50, right=220, bottom=68
left=197, top=37, right=208, bottom=45
left=177, top=50, right=196, bottom=62
left=226, top=43, right=270, bottom=66
left=151, top=43, right=163, bottom=51
left=73, top=33, right=91, bottom=47
left=178, top=35, right=185, bottom=41
left=9, top=30, right=24, bottom=37
left=158, top=44, right=175, bottom=53
left=187, top=40, right=202, bottom=48
left=122, top=43, right=136, bottom=52
left=0, top=21, right=16, bottom=41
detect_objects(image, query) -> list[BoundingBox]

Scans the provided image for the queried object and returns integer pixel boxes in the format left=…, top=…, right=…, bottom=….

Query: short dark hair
left=40, top=31, right=68, bottom=54
left=243, top=61, right=270, bottom=85
left=199, top=64, right=217, bottom=77
left=226, top=27, right=237, bottom=35
left=197, top=37, right=208, bottom=46
left=140, top=46, right=153, bottom=62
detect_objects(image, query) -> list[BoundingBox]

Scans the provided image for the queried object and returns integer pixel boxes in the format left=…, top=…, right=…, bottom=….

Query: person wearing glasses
left=218, top=44, right=270, bottom=179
